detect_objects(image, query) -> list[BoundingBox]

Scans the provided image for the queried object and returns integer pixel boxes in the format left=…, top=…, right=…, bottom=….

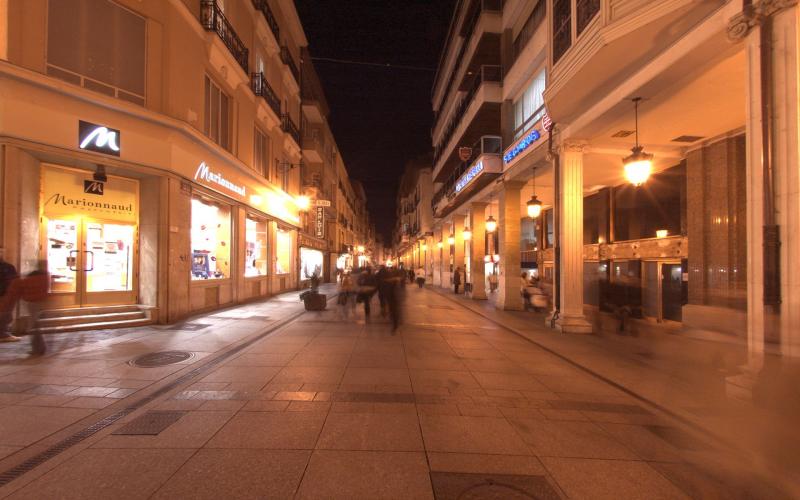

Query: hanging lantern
left=485, top=215, right=497, bottom=233
left=526, top=195, right=542, bottom=219
left=437, top=241, right=443, bottom=249
left=622, top=97, right=653, bottom=186
left=463, top=229, right=472, bottom=240
left=447, top=234, right=455, bottom=246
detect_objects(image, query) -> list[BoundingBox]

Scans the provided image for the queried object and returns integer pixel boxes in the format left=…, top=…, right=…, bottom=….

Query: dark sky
left=295, top=0, right=456, bottom=246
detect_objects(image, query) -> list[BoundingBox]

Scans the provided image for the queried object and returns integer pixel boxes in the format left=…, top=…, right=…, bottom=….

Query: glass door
left=81, top=219, right=137, bottom=305
left=44, top=217, right=137, bottom=307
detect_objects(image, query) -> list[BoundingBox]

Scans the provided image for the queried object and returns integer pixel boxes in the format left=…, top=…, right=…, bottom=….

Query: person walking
left=0, top=252, right=20, bottom=342
left=357, top=267, right=377, bottom=319
left=415, top=266, right=426, bottom=288
left=376, top=265, right=390, bottom=317
left=453, top=266, right=462, bottom=295
left=386, top=267, right=404, bottom=332
left=338, top=272, right=356, bottom=319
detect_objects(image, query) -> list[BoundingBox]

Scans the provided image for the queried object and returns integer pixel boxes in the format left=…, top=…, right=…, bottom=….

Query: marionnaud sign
left=78, top=120, right=120, bottom=156
left=503, top=128, right=542, bottom=164
left=194, top=162, right=246, bottom=197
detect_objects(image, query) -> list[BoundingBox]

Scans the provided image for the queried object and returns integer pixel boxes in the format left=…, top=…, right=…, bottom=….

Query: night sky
left=295, top=0, right=456, bottom=246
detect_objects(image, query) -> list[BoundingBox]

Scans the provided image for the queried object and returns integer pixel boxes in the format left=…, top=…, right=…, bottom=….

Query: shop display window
left=191, top=198, right=231, bottom=280
left=245, top=217, right=268, bottom=277
left=300, top=248, right=323, bottom=280
left=275, top=228, right=292, bottom=274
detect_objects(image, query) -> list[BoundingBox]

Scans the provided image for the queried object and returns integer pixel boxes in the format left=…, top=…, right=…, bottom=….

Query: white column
left=557, top=140, right=592, bottom=333
left=496, top=180, right=524, bottom=310
left=469, top=202, right=488, bottom=300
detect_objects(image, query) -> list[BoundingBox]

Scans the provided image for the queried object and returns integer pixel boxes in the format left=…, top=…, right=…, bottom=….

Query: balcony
left=281, top=46, right=300, bottom=84
left=282, top=114, right=301, bottom=147
left=545, top=0, right=724, bottom=124
left=432, top=0, right=502, bottom=134
left=302, top=126, right=324, bottom=163
left=432, top=136, right=501, bottom=217
left=432, top=65, right=502, bottom=182
left=251, top=0, right=279, bottom=42
left=200, top=0, right=249, bottom=73
left=251, top=72, right=281, bottom=118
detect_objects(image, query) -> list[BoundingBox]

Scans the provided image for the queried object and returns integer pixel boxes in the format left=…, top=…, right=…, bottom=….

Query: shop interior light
left=296, top=195, right=311, bottom=210
left=485, top=215, right=497, bottom=233
left=357, top=245, right=365, bottom=253
left=447, top=234, right=455, bottom=246
left=656, top=229, right=668, bottom=238
left=463, top=229, right=472, bottom=240
left=622, top=97, right=653, bottom=186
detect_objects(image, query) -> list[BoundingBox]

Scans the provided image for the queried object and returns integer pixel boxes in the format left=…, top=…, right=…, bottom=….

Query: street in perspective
left=0, top=0, right=799, bottom=498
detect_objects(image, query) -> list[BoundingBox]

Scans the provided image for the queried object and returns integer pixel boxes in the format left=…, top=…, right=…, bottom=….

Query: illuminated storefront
left=300, top=247, right=324, bottom=280
left=190, top=197, right=231, bottom=280
left=245, top=217, right=268, bottom=277
left=275, top=228, right=293, bottom=275
left=42, top=165, right=139, bottom=308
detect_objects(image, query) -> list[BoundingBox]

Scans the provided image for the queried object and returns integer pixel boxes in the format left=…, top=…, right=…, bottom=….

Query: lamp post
left=622, top=97, right=653, bottom=186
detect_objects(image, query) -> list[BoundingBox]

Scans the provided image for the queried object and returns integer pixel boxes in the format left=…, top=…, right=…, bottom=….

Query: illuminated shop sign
left=315, top=206, right=325, bottom=238
left=455, top=161, right=484, bottom=193
left=503, top=129, right=541, bottom=164
left=78, top=120, right=120, bottom=156
left=194, top=162, right=246, bottom=197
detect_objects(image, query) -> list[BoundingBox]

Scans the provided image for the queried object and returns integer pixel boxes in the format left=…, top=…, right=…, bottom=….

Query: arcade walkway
left=0, top=285, right=789, bottom=499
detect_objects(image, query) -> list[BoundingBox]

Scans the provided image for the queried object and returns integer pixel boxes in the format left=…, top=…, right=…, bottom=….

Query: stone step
left=37, top=310, right=146, bottom=328
left=39, top=304, right=142, bottom=319
left=35, top=318, right=152, bottom=335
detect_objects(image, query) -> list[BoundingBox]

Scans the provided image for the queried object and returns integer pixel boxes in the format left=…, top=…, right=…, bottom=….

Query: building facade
left=0, top=0, right=368, bottom=328
left=428, top=0, right=799, bottom=368
left=393, top=155, right=434, bottom=274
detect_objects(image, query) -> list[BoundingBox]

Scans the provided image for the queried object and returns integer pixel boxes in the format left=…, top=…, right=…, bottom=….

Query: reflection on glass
left=245, top=218, right=268, bottom=277
left=275, top=229, right=292, bottom=274
left=191, top=198, right=231, bottom=280
left=47, top=219, right=78, bottom=293
left=84, top=222, right=135, bottom=292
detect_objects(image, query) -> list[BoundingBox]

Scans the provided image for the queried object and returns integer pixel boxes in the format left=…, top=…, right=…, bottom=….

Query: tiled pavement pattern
left=0, top=285, right=789, bottom=499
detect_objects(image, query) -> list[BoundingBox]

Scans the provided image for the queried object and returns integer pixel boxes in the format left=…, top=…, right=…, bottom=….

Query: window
left=584, top=190, right=609, bottom=244
left=613, top=164, right=684, bottom=241
left=253, top=128, right=270, bottom=176
left=553, top=0, right=572, bottom=64
left=278, top=158, right=289, bottom=192
left=275, top=228, right=292, bottom=274
left=191, top=197, right=232, bottom=280
left=204, top=76, right=231, bottom=150
left=46, top=0, right=146, bottom=105
left=513, top=70, right=546, bottom=140
left=544, top=208, right=554, bottom=248
left=245, top=217, right=268, bottom=277
left=576, top=0, right=600, bottom=36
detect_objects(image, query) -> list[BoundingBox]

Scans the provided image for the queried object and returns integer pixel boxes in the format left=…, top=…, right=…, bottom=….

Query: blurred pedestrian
left=387, top=267, right=404, bottom=332
left=21, top=261, right=50, bottom=355
left=407, top=268, right=415, bottom=284
left=338, top=272, right=355, bottom=319
left=357, top=267, right=377, bottom=319
left=453, top=266, right=462, bottom=294
left=0, top=251, right=20, bottom=342
left=415, top=266, right=426, bottom=288
left=376, top=265, right=390, bottom=317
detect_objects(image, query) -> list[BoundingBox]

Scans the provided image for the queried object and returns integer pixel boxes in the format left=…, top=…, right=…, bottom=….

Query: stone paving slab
left=0, top=285, right=788, bottom=498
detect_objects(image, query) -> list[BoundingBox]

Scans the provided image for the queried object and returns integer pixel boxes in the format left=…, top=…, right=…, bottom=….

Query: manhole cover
left=129, top=351, right=194, bottom=368
left=112, top=411, right=186, bottom=435
left=430, top=472, right=561, bottom=500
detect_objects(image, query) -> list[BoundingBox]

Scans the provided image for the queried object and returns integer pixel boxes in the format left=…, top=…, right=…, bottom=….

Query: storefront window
left=245, top=217, right=268, bottom=277
left=191, top=197, right=231, bottom=280
left=275, top=228, right=292, bottom=274
left=300, top=247, right=323, bottom=280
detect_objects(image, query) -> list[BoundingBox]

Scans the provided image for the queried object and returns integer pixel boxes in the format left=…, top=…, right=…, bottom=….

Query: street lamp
left=485, top=215, right=497, bottom=233
left=526, top=166, right=542, bottom=219
left=357, top=245, right=365, bottom=253
left=447, top=234, right=455, bottom=246
left=296, top=195, right=311, bottom=211
left=462, top=229, right=472, bottom=241
left=437, top=241, right=443, bottom=249
left=622, top=97, right=653, bottom=186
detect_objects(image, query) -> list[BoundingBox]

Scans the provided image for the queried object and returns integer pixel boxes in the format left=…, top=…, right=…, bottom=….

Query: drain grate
left=130, top=351, right=194, bottom=368
left=430, top=472, right=561, bottom=500
left=112, top=410, right=186, bottom=435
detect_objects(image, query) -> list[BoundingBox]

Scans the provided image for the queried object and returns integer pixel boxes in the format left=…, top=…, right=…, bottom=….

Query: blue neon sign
left=503, top=129, right=541, bottom=164
left=455, top=161, right=484, bottom=193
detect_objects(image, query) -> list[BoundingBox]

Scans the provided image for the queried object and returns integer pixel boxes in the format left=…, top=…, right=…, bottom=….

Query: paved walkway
left=0, top=284, right=790, bottom=499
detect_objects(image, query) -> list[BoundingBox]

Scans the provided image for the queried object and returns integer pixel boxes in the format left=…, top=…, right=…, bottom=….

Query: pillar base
left=555, top=315, right=593, bottom=334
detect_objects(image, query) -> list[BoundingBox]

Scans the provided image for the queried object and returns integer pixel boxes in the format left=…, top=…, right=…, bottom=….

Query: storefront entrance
left=41, top=165, right=139, bottom=308
left=45, top=217, right=137, bottom=307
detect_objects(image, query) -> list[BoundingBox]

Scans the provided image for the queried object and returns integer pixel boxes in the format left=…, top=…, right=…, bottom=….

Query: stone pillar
left=469, top=202, right=488, bottom=300
left=557, top=140, right=592, bottom=333
left=453, top=215, right=466, bottom=294
left=496, top=180, right=525, bottom=310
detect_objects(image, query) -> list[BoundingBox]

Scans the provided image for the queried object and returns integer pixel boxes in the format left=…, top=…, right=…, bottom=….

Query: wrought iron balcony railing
left=251, top=0, right=280, bottom=41
left=251, top=72, right=281, bottom=117
left=281, top=46, right=300, bottom=83
left=201, top=0, right=249, bottom=73
left=433, top=65, right=502, bottom=168
left=282, top=114, right=301, bottom=146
